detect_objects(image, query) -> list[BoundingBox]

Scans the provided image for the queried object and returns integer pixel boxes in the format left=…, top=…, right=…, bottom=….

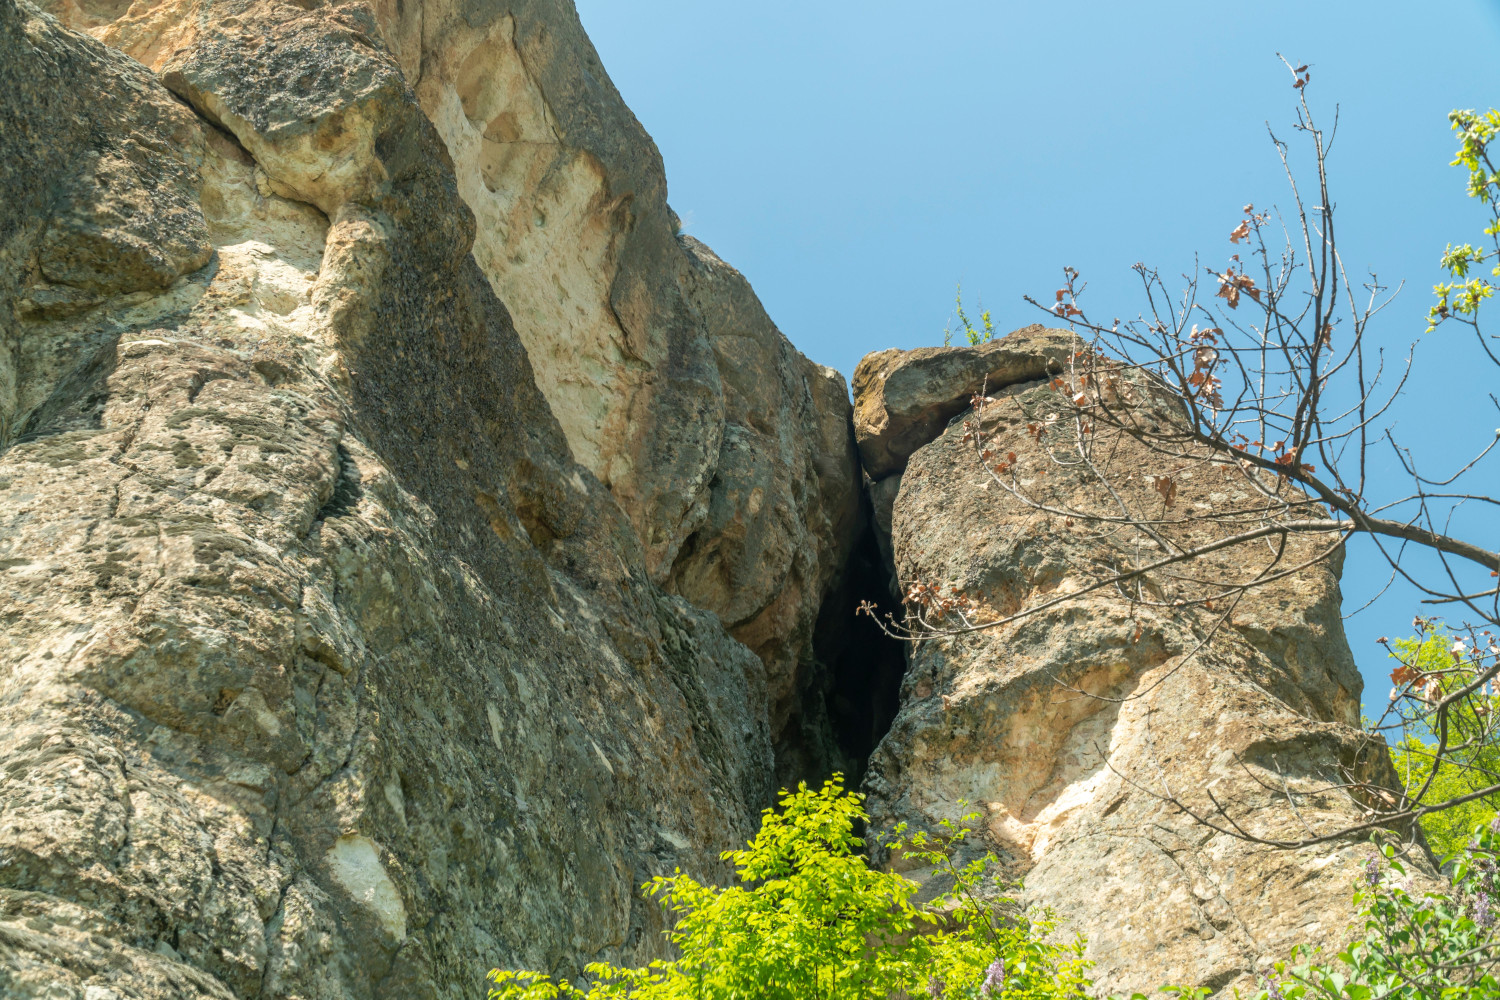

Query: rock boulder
left=852, top=324, right=1076, bottom=480
left=857, top=327, right=1416, bottom=997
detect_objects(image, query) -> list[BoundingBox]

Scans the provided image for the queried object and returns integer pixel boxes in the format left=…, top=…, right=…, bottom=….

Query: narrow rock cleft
left=776, top=513, right=909, bottom=791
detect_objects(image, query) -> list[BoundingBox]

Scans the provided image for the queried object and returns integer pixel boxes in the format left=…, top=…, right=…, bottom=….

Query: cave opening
left=776, top=509, right=909, bottom=791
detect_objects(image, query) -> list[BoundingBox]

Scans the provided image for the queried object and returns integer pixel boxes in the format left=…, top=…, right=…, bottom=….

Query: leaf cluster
left=945, top=285, right=999, bottom=346
left=1242, top=827, right=1500, bottom=1000
left=1385, top=628, right=1500, bottom=858
left=487, top=778, right=1092, bottom=1000
left=1428, top=109, right=1500, bottom=332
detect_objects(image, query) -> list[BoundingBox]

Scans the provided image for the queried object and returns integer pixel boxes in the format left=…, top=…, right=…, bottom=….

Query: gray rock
left=3, top=20, right=212, bottom=319
left=0, top=4, right=775, bottom=997
left=668, top=237, right=863, bottom=746
left=41, top=0, right=865, bottom=756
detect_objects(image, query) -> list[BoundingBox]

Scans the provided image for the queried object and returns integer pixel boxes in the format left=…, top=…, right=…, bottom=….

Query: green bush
left=1384, top=629, right=1500, bottom=859
left=487, top=776, right=1092, bottom=1000
left=1234, top=823, right=1500, bottom=1000
left=943, top=285, right=998, bottom=346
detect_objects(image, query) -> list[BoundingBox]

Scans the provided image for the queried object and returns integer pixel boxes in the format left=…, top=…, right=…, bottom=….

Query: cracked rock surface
left=42, top=0, right=863, bottom=782
left=1, top=2, right=780, bottom=996
left=857, top=327, right=1427, bottom=997
left=0, top=0, right=1431, bottom=996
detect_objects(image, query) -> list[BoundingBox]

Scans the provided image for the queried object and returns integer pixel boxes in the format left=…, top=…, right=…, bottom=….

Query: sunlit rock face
left=855, top=327, right=1412, bottom=998
left=384, top=2, right=865, bottom=735
left=39, top=0, right=862, bottom=783
left=1, top=2, right=790, bottom=996
left=1, top=0, right=1419, bottom=994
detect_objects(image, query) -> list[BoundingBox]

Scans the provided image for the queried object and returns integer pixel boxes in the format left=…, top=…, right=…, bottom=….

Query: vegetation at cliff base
left=487, top=777, right=1092, bottom=1000
left=1240, top=826, right=1500, bottom=1000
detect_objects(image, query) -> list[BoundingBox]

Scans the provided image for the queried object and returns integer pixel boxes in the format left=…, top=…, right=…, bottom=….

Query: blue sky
left=573, top=0, right=1500, bottom=716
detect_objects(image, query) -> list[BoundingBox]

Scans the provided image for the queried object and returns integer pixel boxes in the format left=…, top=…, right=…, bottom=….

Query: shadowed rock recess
left=0, top=2, right=1408, bottom=998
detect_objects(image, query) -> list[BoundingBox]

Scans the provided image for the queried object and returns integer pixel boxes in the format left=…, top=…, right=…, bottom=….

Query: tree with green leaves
left=1385, top=627, right=1500, bottom=859
left=487, top=777, right=1092, bottom=1000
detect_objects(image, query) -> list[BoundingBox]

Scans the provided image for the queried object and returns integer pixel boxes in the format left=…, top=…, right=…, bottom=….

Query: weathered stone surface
left=0, top=0, right=209, bottom=345
left=852, top=325, right=1077, bottom=480
left=858, top=328, right=1418, bottom=997
left=387, top=0, right=864, bottom=742
left=42, top=0, right=864, bottom=735
left=4, top=0, right=1419, bottom=994
left=1, top=5, right=775, bottom=998
left=667, top=237, right=863, bottom=748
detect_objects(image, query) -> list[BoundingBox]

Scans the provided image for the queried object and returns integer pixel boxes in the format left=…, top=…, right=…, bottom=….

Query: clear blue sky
left=573, top=0, right=1500, bottom=717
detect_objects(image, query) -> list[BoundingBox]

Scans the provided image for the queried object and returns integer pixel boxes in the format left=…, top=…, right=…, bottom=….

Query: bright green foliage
left=1240, top=827, right=1500, bottom=999
left=1386, top=631, right=1500, bottom=859
left=1427, top=108, right=1499, bottom=331
left=487, top=777, right=1093, bottom=1000
left=945, top=285, right=998, bottom=346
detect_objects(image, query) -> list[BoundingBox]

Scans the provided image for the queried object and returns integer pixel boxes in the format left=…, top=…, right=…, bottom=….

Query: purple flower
left=1490, top=814, right=1500, bottom=835
left=1472, top=890, right=1494, bottom=928
left=1262, top=978, right=1286, bottom=1000
left=1364, top=856, right=1382, bottom=887
left=982, top=958, right=1005, bottom=997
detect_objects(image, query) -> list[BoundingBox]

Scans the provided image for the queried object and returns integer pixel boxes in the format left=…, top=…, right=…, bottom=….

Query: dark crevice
left=10, top=331, right=121, bottom=446
left=777, top=497, right=908, bottom=791
left=315, top=444, right=362, bottom=521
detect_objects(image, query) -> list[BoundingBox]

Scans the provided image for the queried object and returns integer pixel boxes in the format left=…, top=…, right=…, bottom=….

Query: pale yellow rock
left=857, top=329, right=1432, bottom=997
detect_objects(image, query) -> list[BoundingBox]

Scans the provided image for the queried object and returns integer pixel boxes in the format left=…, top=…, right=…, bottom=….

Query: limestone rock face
left=852, top=325, right=1077, bottom=480
left=2, top=0, right=1409, bottom=994
left=41, top=0, right=864, bottom=728
left=857, top=328, right=1404, bottom=997
left=389, top=0, right=864, bottom=730
left=666, top=237, right=863, bottom=743
left=1, top=3, right=778, bottom=997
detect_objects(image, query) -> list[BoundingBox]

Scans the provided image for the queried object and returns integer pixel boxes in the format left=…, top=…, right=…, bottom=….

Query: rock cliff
left=0, top=1, right=859, bottom=995
left=0, top=1, right=1417, bottom=997
left=42, top=0, right=864, bottom=755
left=855, top=327, right=1408, bottom=997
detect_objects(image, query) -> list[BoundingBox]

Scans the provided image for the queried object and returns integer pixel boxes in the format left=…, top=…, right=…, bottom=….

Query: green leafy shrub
left=487, top=777, right=1092, bottom=1000
left=943, top=285, right=998, bottom=346
left=1236, top=824, right=1500, bottom=1000
left=1383, top=628, right=1500, bottom=859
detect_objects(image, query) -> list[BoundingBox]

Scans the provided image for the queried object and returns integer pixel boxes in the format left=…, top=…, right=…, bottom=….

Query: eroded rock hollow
left=0, top=1, right=1407, bottom=997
